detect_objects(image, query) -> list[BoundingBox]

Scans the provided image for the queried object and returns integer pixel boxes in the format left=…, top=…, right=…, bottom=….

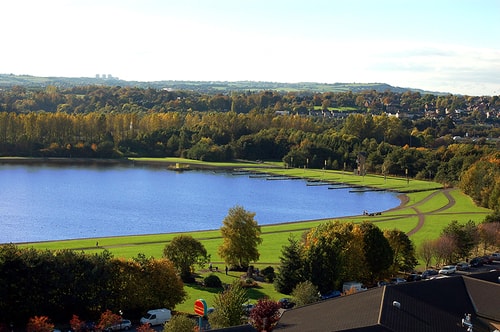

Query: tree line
left=0, top=245, right=185, bottom=328
left=1, top=85, right=499, bottom=210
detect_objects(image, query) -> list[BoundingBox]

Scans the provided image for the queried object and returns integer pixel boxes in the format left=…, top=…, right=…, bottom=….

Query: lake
left=0, top=164, right=400, bottom=243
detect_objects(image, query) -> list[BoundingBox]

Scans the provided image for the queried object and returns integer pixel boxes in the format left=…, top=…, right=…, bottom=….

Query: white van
left=342, top=281, right=367, bottom=293
left=140, top=308, right=172, bottom=326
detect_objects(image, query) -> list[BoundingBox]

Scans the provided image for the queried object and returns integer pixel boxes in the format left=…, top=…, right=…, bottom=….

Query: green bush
left=204, top=274, right=222, bottom=288
left=163, top=314, right=196, bottom=332
left=260, top=266, right=275, bottom=283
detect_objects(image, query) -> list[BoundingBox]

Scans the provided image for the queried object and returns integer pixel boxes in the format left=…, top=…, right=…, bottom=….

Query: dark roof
left=210, top=324, right=258, bottom=332
left=275, top=287, right=385, bottom=332
left=276, top=271, right=500, bottom=332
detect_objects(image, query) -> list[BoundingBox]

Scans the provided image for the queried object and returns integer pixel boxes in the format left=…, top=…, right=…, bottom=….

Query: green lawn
left=17, top=158, right=492, bottom=314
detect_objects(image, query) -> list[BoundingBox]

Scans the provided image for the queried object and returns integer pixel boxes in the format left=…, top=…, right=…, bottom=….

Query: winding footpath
left=405, top=188, right=455, bottom=236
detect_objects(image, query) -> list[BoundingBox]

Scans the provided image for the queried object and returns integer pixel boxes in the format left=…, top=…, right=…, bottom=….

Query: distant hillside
left=0, top=74, right=446, bottom=95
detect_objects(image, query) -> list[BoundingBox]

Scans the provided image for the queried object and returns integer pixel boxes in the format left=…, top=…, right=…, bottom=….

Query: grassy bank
left=15, top=157, right=492, bottom=313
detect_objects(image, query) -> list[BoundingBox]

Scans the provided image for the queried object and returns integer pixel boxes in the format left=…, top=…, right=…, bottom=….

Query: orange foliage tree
left=26, top=316, right=54, bottom=332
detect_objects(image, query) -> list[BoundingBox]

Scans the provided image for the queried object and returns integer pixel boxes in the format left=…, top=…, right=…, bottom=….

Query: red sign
left=194, top=298, right=207, bottom=316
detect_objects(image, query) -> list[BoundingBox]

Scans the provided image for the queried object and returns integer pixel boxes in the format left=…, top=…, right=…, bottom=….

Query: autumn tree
left=163, top=235, right=209, bottom=282
left=97, top=309, right=122, bottom=331
left=249, top=298, right=281, bottom=332
left=26, top=316, right=54, bottom=332
left=359, top=221, right=394, bottom=282
left=384, top=229, right=418, bottom=273
left=478, top=222, right=500, bottom=253
left=418, top=239, right=434, bottom=268
left=208, top=281, right=248, bottom=329
left=218, top=205, right=262, bottom=269
left=131, top=255, right=187, bottom=310
left=432, top=235, right=457, bottom=265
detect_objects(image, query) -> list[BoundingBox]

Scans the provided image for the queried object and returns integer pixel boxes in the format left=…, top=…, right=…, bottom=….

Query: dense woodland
left=1, top=85, right=499, bottom=210
left=0, top=84, right=499, bottom=329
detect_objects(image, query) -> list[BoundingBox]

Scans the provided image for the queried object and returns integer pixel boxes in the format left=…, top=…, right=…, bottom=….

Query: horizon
left=0, top=73, right=452, bottom=95
left=1, top=0, right=499, bottom=96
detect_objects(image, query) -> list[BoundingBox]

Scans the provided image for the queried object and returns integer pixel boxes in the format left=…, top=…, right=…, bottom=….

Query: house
left=275, top=271, right=500, bottom=332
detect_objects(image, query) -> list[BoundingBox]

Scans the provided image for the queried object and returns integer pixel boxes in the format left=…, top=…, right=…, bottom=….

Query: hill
left=0, top=73, right=446, bottom=95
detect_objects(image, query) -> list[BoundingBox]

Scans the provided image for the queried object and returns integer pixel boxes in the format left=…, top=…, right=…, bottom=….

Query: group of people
left=209, top=263, right=229, bottom=275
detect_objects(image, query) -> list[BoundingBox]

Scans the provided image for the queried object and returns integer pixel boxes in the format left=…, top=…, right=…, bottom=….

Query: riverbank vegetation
left=1, top=86, right=500, bottom=210
left=1, top=85, right=499, bottom=328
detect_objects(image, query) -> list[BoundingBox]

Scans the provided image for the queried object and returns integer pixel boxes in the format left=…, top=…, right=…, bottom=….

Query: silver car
left=438, top=265, right=456, bottom=275
left=105, top=319, right=132, bottom=331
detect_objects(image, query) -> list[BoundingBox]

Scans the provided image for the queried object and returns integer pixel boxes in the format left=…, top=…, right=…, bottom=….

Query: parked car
left=490, top=253, right=500, bottom=261
left=242, top=303, right=255, bottom=316
left=421, top=269, right=438, bottom=279
left=455, top=262, right=470, bottom=271
left=470, top=257, right=483, bottom=267
left=481, top=255, right=493, bottom=264
left=439, top=265, right=456, bottom=275
left=320, top=290, right=341, bottom=300
left=105, top=319, right=132, bottom=331
left=84, top=321, right=97, bottom=332
left=278, top=298, right=295, bottom=309
left=406, top=273, right=422, bottom=282
left=390, top=277, right=406, bottom=284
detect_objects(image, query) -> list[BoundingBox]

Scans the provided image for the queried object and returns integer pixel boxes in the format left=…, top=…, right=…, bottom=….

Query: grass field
left=17, top=158, right=492, bottom=313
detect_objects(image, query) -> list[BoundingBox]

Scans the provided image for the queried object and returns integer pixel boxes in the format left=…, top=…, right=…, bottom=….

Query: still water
left=0, top=164, right=400, bottom=243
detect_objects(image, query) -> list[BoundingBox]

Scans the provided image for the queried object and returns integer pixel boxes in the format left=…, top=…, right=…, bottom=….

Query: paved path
left=405, top=188, right=455, bottom=236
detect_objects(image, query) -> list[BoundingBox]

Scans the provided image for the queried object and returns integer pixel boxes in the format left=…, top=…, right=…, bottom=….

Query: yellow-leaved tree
left=218, top=205, right=262, bottom=269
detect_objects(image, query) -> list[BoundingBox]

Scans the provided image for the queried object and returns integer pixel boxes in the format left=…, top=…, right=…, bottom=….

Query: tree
left=441, top=220, right=478, bottom=260
left=359, top=222, right=394, bottom=282
left=163, top=235, right=209, bottom=282
left=218, top=205, right=262, bottom=269
left=418, top=239, right=434, bottom=268
left=97, top=310, right=121, bottom=331
left=432, top=235, right=456, bottom=265
left=291, top=281, right=318, bottom=307
left=274, top=236, right=304, bottom=294
left=249, top=298, right=281, bottom=332
left=478, top=222, right=500, bottom=253
left=26, top=316, right=54, bottom=332
left=208, top=281, right=248, bottom=329
left=132, top=256, right=187, bottom=310
left=163, top=314, right=196, bottom=332
left=384, top=229, right=418, bottom=273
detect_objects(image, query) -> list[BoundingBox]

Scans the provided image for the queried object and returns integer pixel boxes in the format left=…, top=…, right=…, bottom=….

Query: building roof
left=275, top=271, right=500, bottom=332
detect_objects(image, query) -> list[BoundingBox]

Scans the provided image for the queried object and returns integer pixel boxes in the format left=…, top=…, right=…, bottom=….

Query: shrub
left=163, top=314, right=196, bottom=332
left=260, top=266, right=275, bottom=283
left=204, top=274, right=222, bottom=288
left=241, top=277, right=258, bottom=288
left=291, top=280, right=319, bottom=307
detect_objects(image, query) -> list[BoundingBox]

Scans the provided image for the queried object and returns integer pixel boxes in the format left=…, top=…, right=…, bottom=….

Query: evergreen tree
left=208, top=281, right=248, bottom=329
left=274, top=236, right=304, bottom=294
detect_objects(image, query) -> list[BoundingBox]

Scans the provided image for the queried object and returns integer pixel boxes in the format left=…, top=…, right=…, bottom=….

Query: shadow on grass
left=186, top=276, right=270, bottom=300
left=246, top=287, right=269, bottom=300
left=185, top=282, right=224, bottom=295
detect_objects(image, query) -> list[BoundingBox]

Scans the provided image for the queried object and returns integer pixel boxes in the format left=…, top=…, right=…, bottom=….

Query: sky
left=1, top=0, right=499, bottom=96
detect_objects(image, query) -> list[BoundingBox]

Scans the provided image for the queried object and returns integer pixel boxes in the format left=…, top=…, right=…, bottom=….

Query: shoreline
left=1, top=157, right=410, bottom=245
